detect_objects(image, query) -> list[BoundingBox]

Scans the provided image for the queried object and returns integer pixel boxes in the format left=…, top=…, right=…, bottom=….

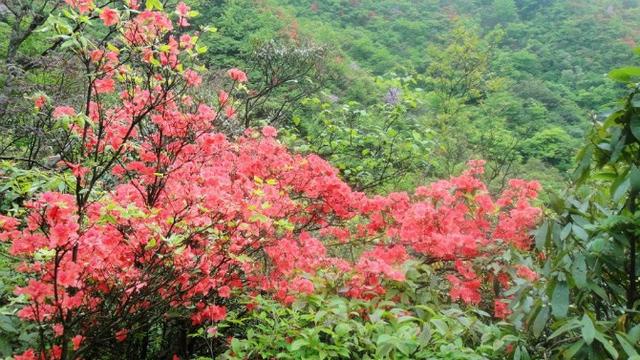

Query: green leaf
left=609, top=66, right=640, bottom=82
left=616, top=332, right=640, bottom=357
left=560, top=223, right=572, bottom=240
left=535, top=221, right=549, bottom=251
left=396, top=340, right=417, bottom=355
left=631, top=165, right=640, bottom=193
left=549, top=319, right=582, bottom=340
left=563, top=339, right=584, bottom=359
left=377, top=339, right=394, bottom=358
left=145, top=0, right=163, bottom=10
left=630, top=115, right=640, bottom=142
left=430, top=319, right=448, bottom=335
left=230, top=338, right=243, bottom=355
left=418, top=325, right=431, bottom=345
left=0, top=315, right=17, bottom=334
left=587, top=283, right=608, bottom=301
left=314, top=310, right=327, bottom=323
left=196, top=45, right=208, bottom=54
left=594, top=332, right=619, bottom=359
left=572, top=225, right=589, bottom=242
left=628, top=323, right=640, bottom=343
left=514, top=346, right=522, bottom=360
left=573, top=145, right=593, bottom=182
left=611, top=170, right=630, bottom=202
left=376, top=334, right=393, bottom=346
left=334, top=323, right=351, bottom=337
left=551, top=282, right=570, bottom=318
left=290, top=339, right=308, bottom=351
left=0, top=336, right=10, bottom=356
left=532, top=306, right=549, bottom=337
left=580, top=315, right=595, bottom=345
left=571, top=254, right=587, bottom=288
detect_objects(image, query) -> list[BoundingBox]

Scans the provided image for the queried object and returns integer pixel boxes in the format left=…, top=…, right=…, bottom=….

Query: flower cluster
left=3, top=132, right=541, bottom=357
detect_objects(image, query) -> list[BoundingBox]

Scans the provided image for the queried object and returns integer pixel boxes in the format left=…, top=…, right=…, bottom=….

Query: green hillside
left=186, top=0, right=640, bottom=192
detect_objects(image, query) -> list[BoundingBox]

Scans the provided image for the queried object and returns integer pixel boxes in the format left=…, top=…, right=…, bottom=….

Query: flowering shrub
left=0, top=0, right=542, bottom=358
left=0, top=140, right=540, bottom=357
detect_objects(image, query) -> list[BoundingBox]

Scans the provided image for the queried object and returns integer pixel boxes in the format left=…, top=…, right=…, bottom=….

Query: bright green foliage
left=213, top=260, right=531, bottom=360
left=192, top=0, right=284, bottom=69
left=418, top=24, right=506, bottom=179
left=218, top=295, right=513, bottom=360
left=285, top=94, right=431, bottom=192
left=520, top=127, right=576, bottom=172
left=0, top=162, right=72, bottom=212
left=278, top=21, right=569, bottom=194
left=267, top=0, right=636, bottom=116
left=423, top=24, right=501, bottom=116
left=260, top=0, right=640, bottom=189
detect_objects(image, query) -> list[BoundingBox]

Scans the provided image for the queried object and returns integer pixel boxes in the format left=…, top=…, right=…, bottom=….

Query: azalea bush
left=0, top=1, right=543, bottom=359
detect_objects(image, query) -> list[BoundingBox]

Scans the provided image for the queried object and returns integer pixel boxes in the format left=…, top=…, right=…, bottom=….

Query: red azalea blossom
left=225, top=106, right=236, bottom=118
left=516, top=265, right=538, bottom=281
left=0, top=215, right=19, bottom=231
left=192, top=305, right=226, bottom=324
left=62, top=161, right=89, bottom=178
left=494, top=299, right=511, bottom=319
left=34, top=95, right=47, bottom=109
left=14, top=349, right=36, bottom=360
left=176, top=1, right=189, bottom=17
left=94, top=77, right=115, bottom=93
left=261, top=126, right=278, bottom=137
left=100, top=7, right=119, bottom=26
left=115, top=329, right=129, bottom=342
left=53, top=324, right=64, bottom=337
left=72, top=335, right=84, bottom=350
left=51, top=346, right=62, bottom=359
left=65, top=0, right=93, bottom=13
left=52, top=106, right=75, bottom=119
left=218, top=90, right=229, bottom=106
left=127, top=0, right=139, bottom=9
left=447, top=275, right=482, bottom=304
left=227, top=68, right=248, bottom=82
left=291, top=277, right=314, bottom=294
left=176, top=2, right=190, bottom=26
left=179, top=34, right=193, bottom=49
left=183, top=69, right=202, bottom=86
left=218, top=285, right=231, bottom=298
